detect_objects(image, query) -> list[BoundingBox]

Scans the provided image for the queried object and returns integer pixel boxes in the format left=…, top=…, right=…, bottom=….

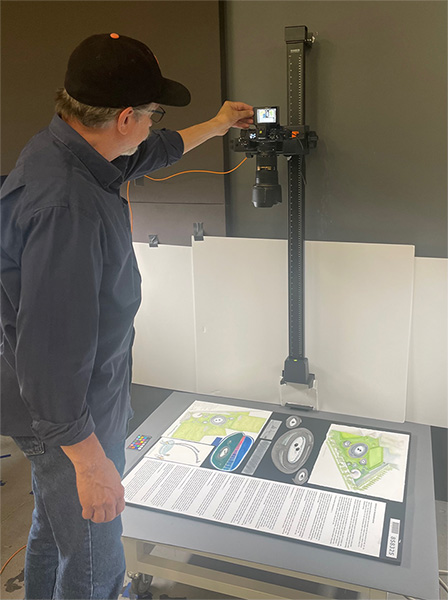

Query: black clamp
left=148, top=234, right=159, bottom=248
left=193, top=222, right=204, bottom=241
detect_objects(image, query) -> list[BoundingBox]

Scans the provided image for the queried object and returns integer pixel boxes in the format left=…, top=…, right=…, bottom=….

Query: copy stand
left=283, top=25, right=317, bottom=386
left=232, top=26, right=318, bottom=387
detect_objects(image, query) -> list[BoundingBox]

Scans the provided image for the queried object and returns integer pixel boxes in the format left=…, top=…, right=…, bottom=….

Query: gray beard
left=121, top=131, right=151, bottom=157
left=121, top=146, right=139, bottom=157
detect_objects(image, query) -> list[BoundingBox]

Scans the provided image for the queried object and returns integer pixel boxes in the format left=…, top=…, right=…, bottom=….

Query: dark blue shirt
left=1, top=115, right=183, bottom=446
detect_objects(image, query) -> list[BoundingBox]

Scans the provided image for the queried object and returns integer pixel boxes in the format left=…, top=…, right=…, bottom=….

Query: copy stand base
left=281, top=356, right=315, bottom=387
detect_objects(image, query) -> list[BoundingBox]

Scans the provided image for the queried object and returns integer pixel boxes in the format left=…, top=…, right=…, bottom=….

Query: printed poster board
left=123, top=401, right=410, bottom=563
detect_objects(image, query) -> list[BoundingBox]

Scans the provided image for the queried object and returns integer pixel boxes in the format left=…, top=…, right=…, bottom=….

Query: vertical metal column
left=282, top=26, right=315, bottom=386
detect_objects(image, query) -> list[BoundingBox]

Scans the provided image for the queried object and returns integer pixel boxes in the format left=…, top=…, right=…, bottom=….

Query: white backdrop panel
left=132, top=243, right=196, bottom=392
left=305, top=242, right=415, bottom=422
left=192, top=237, right=288, bottom=401
left=193, top=238, right=415, bottom=422
left=406, top=257, right=448, bottom=427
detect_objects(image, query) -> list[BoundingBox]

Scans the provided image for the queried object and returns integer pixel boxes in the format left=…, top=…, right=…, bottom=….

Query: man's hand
left=61, top=432, right=125, bottom=523
left=74, top=458, right=125, bottom=523
left=211, top=101, right=254, bottom=136
left=177, top=100, right=253, bottom=154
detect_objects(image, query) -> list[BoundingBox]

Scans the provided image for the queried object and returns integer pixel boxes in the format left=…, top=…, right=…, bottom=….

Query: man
left=0, top=33, right=253, bottom=600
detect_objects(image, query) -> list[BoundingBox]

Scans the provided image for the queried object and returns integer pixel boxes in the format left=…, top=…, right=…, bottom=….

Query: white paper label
left=386, top=518, right=400, bottom=558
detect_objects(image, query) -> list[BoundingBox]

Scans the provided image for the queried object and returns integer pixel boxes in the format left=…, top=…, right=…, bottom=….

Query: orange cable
left=0, top=545, right=26, bottom=576
left=126, top=157, right=247, bottom=232
left=144, top=157, right=247, bottom=181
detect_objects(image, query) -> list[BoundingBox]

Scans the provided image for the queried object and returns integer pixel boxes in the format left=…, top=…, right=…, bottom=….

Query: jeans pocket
left=12, top=435, right=45, bottom=456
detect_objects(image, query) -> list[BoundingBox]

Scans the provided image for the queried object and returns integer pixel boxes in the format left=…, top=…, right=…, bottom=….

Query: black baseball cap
left=65, top=33, right=191, bottom=108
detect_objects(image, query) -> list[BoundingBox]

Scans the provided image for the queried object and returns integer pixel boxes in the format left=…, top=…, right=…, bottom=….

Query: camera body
left=231, top=107, right=318, bottom=208
left=253, top=106, right=281, bottom=140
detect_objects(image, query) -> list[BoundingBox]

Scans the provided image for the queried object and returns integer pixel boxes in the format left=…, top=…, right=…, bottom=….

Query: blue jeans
left=13, top=436, right=126, bottom=600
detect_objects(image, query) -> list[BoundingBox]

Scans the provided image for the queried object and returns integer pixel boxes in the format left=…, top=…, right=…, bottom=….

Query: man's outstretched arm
left=178, top=101, right=253, bottom=154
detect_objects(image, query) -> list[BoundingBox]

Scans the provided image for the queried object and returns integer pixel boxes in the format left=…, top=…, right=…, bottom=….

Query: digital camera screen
left=256, top=108, right=277, bottom=124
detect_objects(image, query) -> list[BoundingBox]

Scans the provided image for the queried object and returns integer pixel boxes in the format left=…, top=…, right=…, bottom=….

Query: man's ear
left=116, top=107, right=134, bottom=135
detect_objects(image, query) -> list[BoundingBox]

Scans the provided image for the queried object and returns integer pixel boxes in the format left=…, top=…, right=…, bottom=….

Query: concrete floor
left=1, top=433, right=447, bottom=600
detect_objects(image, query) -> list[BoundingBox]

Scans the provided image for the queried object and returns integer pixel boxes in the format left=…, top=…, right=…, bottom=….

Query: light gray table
left=122, top=391, right=439, bottom=600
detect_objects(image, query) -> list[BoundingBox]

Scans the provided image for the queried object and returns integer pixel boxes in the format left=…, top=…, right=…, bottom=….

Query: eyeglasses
left=149, top=107, right=165, bottom=124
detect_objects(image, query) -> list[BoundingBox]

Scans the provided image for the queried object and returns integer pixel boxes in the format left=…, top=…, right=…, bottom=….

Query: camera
left=231, top=107, right=318, bottom=208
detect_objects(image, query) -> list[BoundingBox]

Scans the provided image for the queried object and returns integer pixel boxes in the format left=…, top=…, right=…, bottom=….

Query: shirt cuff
left=31, top=408, right=95, bottom=447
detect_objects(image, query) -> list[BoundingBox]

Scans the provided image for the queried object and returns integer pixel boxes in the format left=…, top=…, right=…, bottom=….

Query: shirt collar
left=49, top=114, right=123, bottom=189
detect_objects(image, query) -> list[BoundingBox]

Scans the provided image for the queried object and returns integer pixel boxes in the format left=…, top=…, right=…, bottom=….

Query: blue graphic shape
left=210, top=432, right=254, bottom=471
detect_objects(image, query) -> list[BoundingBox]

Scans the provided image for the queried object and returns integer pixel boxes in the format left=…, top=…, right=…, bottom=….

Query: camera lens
left=252, top=149, right=282, bottom=208
left=252, top=184, right=282, bottom=208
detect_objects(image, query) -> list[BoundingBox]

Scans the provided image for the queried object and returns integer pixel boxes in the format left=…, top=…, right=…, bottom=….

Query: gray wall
left=1, top=0, right=225, bottom=245
left=223, top=1, right=447, bottom=258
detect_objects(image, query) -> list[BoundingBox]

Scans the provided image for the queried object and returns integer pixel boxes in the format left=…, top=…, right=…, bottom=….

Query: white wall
left=132, top=238, right=447, bottom=427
